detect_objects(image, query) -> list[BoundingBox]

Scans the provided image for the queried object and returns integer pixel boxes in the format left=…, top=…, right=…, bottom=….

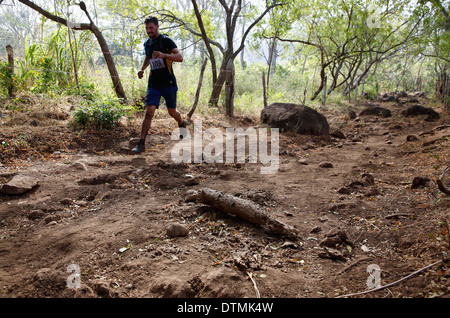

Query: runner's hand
left=138, top=70, right=144, bottom=79
left=152, top=51, right=165, bottom=59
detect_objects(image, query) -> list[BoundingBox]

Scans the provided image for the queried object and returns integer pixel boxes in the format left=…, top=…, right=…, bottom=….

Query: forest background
left=0, top=0, right=448, bottom=124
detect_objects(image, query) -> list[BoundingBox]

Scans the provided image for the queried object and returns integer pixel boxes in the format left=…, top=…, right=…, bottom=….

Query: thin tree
left=156, top=0, right=284, bottom=111
left=17, top=0, right=127, bottom=101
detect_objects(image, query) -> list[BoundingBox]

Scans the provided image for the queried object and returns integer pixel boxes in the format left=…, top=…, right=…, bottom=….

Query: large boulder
left=401, top=105, right=440, bottom=122
left=261, top=103, right=329, bottom=135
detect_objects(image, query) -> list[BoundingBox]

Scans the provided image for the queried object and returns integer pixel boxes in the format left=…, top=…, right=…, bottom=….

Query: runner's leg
left=140, top=105, right=157, bottom=139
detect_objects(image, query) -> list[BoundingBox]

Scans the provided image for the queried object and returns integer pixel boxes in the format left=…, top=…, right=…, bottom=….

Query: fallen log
left=185, top=188, right=300, bottom=239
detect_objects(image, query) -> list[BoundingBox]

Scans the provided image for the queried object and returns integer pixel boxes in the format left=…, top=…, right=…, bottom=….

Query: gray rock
left=402, top=105, right=440, bottom=122
left=261, top=103, right=330, bottom=135
left=359, top=106, right=392, bottom=118
left=0, top=175, right=39, bottom=195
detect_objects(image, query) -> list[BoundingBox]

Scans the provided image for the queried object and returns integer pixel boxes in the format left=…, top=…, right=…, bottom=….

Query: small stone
left=318, top=216, right=328, bottom=223
left=337, top=186, right=352, bottom=194
left=319, top=162, right=333, bottom=168
left=44, top=215, right=61, bottom=224
left=166, top=223, right=189, bottom=238
left=73, top=162, right=88, bottom=171
left=406, top=134, right=419, bottom=142
left=310, top=226, right=321, bottom=233
left=318, top=247, right=346, bottom=261
left=281, top=242, right=298, bottom=249
left=411, top=176, right=430, bottom=189
left=330, top=129, right=346, bottom=139
left=185, top=177, right=200, bottom=186
left=28, top=210, right=45, bottom=220
left=60, top=198, right=73, bottom=205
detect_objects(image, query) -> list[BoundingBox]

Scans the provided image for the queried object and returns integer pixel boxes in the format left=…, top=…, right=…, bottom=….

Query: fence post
left=6, top=45, right=14, bottom=97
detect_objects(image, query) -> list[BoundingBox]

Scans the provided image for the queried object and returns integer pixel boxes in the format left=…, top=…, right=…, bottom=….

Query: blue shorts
left=145, top=86, right=178, bottom=109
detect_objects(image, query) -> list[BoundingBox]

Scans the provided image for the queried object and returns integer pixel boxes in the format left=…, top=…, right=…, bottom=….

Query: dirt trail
left=0, top=97, right=449, bottom=298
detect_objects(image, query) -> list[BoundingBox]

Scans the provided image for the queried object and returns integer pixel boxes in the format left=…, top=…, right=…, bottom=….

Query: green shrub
left=31, top=57, right=55, bottom=94
left=0, top=60, right=13, bottom=97
left=73, top=99, right=125, bottom=129
left=66, top=81, right=98, bottom=101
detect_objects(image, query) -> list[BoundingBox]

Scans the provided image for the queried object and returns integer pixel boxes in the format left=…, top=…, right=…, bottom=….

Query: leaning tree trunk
left=88, top=24, right=127, bottom=101
left=17, top=0, right=127, bottom=101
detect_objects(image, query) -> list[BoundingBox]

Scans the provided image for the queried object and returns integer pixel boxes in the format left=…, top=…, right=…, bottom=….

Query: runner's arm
left=152, top=48, right=183, bottom=63
left=138, top=56, right=151, bottom=78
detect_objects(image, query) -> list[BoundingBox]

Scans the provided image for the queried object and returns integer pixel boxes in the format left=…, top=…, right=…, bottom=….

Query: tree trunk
left=269, top=37, right=278, bottom=75
left=191, top=0, right=218, bottom=86
left=67, top=27, right=79, bottom=89
left=322, top=76, right=327, bottom=106
left=240, top=0, right=247, bottom=70
left=262, top=71, right=267, bottom=109
left=17, top=0, right=127, bottom=101
left=89, top=24, right=126, bottom=101
left=208, top=55, right=232, bottom=107
left=188, top=58, right=208, bottom=119
left=6, top=45, right=14, bottom=98
left=225, top=58, right=235, bottom=117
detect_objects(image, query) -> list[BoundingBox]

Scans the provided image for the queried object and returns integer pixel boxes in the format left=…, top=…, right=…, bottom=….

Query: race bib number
left=150, top=58, right=165, bottom=70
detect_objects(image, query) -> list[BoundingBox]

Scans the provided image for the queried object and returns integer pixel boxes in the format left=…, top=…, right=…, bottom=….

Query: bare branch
left=233, top=1, right=286, bottom=59
left=17, top=0, right=91, bottom=30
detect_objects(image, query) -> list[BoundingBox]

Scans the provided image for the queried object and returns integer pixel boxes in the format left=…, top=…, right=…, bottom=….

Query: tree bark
left=185, top=188, right=300, bottom=239
left=262, top=71, right=267, bottom=109
left=6, top=45, right=14, bottom=97
left=209, top=56, right=232, bottom=107
left=225, top=58, right=235, bottom=117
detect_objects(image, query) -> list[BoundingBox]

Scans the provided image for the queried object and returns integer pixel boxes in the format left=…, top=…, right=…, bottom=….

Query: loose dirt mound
left=0, top=95, right=449, bottom=298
